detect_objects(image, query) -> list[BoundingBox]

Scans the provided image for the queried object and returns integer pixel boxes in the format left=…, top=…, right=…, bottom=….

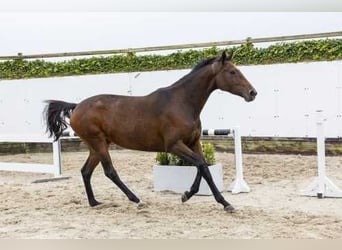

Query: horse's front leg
left=181, top=141, right=203, bottom=203
left=181, top=170, right=201, bottom=203
left=170, top=140, right=235, bottom=213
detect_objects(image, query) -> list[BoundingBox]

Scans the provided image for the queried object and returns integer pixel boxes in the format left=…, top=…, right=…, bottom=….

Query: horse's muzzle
left=245, top=88, right=257, bottom=102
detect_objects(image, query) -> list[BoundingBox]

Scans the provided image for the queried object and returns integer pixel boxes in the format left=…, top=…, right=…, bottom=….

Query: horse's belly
left=109, top=130, right=164, bottom=152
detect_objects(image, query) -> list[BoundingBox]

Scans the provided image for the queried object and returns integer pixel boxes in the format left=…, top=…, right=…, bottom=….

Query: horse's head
left=213, top=51, right=257, bottom=102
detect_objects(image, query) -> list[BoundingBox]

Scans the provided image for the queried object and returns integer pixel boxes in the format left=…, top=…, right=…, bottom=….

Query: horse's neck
left=171, top=68, right=217, bottom=119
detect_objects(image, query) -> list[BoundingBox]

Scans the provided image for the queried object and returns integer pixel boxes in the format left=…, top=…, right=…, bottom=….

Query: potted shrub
left=153, top=143, right=223, bottom=195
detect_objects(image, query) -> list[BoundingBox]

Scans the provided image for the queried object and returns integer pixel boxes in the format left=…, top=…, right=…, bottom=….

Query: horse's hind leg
left=81, top=149, right=101, bottom=207
left=87, top=137, right=141, bottom=205
left=100, top=151, right=140, bottom=204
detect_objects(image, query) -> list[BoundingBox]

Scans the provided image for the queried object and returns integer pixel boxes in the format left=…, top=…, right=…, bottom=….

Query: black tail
left=43, top=100, right=77, bottom=141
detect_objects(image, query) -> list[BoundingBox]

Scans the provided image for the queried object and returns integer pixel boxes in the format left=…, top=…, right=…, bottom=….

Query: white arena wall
left=1, top=60, right=342, bottom=141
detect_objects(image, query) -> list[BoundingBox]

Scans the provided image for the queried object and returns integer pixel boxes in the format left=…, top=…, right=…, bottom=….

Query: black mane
left=191, top=57, right=217, bottom=73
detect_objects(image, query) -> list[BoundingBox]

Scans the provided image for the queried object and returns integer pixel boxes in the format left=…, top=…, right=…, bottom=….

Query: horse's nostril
left=249, top=89, right=257, bottom=97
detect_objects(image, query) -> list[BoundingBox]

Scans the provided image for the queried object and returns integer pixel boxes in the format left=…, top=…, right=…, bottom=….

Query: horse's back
left=70, top=93, right=168, bottom=151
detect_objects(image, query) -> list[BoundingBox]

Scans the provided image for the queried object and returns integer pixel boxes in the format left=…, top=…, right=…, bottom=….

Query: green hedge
left=156, top=142, right=216, bottom=166
left=1, top=39, right=342, bottom=80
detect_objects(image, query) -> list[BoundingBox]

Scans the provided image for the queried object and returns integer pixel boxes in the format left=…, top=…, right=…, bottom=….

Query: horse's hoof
left=137, top=201, right=147, bottom=209
left=224, top=205, right=236, bottom=213
left=89, top=200, right=102, bottom=207
left=181, top=192, right=189, bottom=203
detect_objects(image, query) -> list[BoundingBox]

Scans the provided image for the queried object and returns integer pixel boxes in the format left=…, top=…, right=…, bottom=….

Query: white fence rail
left=0, top=139, right=61, bottom=177
left=1, top=31, right=341, bottom=60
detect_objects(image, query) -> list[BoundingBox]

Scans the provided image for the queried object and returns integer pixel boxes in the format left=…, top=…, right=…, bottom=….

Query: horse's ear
left=221, top=51, right=227, bottom=64
left=221, top=50, right=233, bottom=64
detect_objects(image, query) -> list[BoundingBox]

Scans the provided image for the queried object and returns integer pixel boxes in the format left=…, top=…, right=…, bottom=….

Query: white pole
left=316, top=110, right=326, bottom=198
left=234, top=126, right=243, bottom=181
left=229, top=126, right=250, bottom=193
left=52, top=139, right=62, bottom=177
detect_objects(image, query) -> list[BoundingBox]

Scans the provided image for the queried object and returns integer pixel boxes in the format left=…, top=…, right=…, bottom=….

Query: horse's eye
left=230, top=70, right=236, bottom=75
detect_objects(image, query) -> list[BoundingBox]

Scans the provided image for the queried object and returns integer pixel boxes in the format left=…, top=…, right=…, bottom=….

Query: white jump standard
left=302, top=110, right=342, bottom=198
left=202, top=127, right=250, bottom=194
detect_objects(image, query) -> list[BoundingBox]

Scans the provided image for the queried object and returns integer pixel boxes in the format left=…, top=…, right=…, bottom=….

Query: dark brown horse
left=44, top=51, right=257, bottom=213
